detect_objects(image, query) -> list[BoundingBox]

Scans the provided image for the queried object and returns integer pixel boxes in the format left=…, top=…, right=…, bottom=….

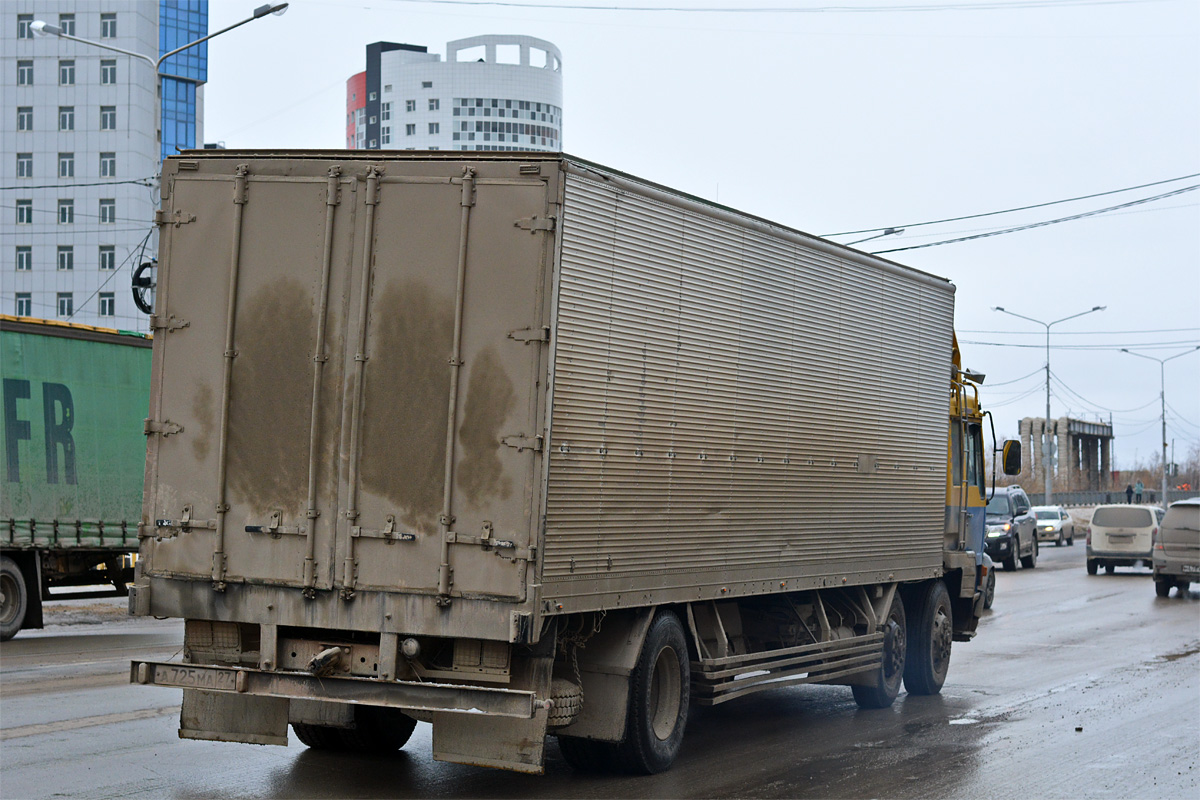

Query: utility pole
left=1121, top=346, right=1200, bottom=507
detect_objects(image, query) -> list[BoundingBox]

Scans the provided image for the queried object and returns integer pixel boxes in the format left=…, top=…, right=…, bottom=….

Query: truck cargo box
left=136, top=152, right=954, bottom=639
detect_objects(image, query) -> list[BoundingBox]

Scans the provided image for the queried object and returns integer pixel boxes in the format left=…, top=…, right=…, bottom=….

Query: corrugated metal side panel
left=1, top=321, right=149, bottom=548
left=541, top=171, right=953, bottom=608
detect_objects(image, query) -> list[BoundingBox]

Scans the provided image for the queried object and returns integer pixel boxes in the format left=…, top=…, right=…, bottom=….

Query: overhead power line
left=958, top=327, right=1200, bottom=335
left=390, top=0, right=1167, bottom=12
left=959, top=339, right=1200, bottom=350
left=824, top=172, right=1200, bottom=236
left=870, top=184, right=1200, bottom=254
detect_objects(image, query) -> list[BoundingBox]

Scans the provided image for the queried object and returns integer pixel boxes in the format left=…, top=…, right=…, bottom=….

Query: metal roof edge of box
left=128, top=152, right=1008, bottom=775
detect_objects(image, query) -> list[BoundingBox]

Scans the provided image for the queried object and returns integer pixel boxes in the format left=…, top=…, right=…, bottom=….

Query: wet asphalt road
left=1, top=542, right=1197, bottom=800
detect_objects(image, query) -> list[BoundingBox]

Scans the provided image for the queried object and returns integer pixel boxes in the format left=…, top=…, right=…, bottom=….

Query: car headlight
left=987, top=530, right=1005, bottom=538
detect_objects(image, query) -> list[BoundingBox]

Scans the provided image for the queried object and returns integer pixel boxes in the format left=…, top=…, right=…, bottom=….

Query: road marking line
left=0, top=705, right=179, bottom=740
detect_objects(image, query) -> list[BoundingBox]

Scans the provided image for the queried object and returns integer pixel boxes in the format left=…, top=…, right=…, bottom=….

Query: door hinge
left=501, top=434, right=543, bottom=453
left=507, top=326, right=550, bottom=344
left=149, top=313, right=190, bottom=332
left=144, top=418, right=184, bottom=437
left=514, top=215, right=556, bottom=233
left=154, top=209, right=196, bottom=227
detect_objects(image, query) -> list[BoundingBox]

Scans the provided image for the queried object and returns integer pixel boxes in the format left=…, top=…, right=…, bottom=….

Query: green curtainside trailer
left=1, top=315, right=151, bottom=640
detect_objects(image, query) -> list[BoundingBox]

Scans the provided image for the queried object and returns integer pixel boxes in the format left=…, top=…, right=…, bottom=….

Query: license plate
left=1183, top=565, right=1200, bottom=574
left=158, top=665, right=238, bottom=691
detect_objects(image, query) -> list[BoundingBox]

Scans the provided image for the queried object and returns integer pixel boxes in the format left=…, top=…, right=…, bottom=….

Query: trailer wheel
left=903, top=580, right=952, bottom=696
left=852, top=592, right=906, bottom=709
left=338, top=706, right=418, bottom=753
left=613, top=610, right=690, bottom=774
left=0, top=556, right=28, bottom=642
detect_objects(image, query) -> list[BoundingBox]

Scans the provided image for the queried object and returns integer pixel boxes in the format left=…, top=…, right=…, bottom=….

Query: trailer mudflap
left=432, top=708, right=550, bottom=774
left=131, top=661, right=537, bottom=719
left=181, top=689, right=288, bottom=746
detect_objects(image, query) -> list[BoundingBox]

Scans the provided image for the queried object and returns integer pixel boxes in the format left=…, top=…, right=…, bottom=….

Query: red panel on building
left=346, top=71, right=366, bottom=149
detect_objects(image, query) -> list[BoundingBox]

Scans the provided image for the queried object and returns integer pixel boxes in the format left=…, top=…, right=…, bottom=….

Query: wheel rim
left=0, top=572, right=18, bottom=626
left=648, top=645, right=682, bottom=741
left=930, top=606, right=952, bottom=675
left=883, top=608, right=906, bottom=680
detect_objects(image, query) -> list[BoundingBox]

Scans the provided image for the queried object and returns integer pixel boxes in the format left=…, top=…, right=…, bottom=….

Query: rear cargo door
left=145, top=162, right=358, bottom=589
left=334, top=162, right=553, bottom=601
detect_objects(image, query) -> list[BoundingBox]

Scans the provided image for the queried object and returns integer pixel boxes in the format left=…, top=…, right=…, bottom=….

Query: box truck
left=129, top=152, right=1017, bottom=773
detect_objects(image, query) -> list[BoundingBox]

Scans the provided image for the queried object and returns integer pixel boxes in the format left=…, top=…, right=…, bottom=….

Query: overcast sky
left=203, top=0, right=1199, bottom=474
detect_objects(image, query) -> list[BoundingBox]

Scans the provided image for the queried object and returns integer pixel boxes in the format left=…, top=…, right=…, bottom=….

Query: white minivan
left=1086, top=504, right=1164, bottom=575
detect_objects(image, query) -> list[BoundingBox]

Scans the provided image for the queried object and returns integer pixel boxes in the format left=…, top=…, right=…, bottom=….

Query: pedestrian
left=1135, top=479, right=1144, bottom=503
left=1125, top=484, right=1134, bottom=504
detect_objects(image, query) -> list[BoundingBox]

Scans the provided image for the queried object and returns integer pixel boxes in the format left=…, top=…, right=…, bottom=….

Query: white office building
left=3, top=1, right=208, bottom=331
left=347, top=35, right=562, bottom=153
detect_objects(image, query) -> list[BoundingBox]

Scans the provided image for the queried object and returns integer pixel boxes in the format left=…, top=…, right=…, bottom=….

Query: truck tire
left=0, top=556, right=28, bottom=642
left=852, top=592, right=906, bottom=709
left=291, top=722, right=347, bottom=750
left=1021, top=537, right=1038, bottom=569
left=338, top=705, right=417, bottom=753
left=903, top=580, right=952, bottom=696
left=612, top=610, right=690, bottom=774
left=557, top=736, right=619, bottom=772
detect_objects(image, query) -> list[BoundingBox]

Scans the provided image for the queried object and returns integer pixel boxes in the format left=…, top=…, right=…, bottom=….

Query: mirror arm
left=984, top=409, right=997, bottom=503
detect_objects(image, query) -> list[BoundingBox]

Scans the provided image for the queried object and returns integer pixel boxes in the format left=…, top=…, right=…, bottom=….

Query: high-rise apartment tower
left=347, top=35, right=562, bottom=153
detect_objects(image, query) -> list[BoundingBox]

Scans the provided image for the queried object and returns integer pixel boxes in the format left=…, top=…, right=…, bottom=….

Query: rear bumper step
left=130, top=660, right=538, bottom=719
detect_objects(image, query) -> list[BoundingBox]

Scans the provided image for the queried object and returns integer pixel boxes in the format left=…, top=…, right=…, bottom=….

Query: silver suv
left=1153, top=498, right=1199, bottom=597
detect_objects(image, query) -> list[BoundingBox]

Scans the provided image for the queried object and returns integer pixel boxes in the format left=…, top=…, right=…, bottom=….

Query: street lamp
left=992, top=305, right=1106, bottom=504
left=31, top=4, right=287, bottom=78
left=1120, top=346, right=1200, bottom=508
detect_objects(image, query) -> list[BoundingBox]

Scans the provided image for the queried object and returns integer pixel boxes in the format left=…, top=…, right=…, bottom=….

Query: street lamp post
left=1120, top=346, right=1200, bottom=508
left=992, top=305, right=1106, bottom=504
left=32, top=4, right=288, bottom=78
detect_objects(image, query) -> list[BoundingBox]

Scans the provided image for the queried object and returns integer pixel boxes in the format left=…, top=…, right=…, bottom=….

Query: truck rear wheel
left=0, top=556, right=28, bottom=642
left=852, top=592, right=906, bottom=709
left=903, top=580, right=952, bottom=696
left=293, top=706, right=417, bottom=753
left=613, top=610, right=690, bottom=774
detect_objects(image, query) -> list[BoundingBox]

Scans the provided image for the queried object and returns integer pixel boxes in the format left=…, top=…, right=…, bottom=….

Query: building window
left=406, top=124, right=416, bottom=136
left=428, top=122, right=440, bottom=135
left=59, top=13, right=75, bottom=35
left=99, top=152, right=116, bottom=177
left=59, top=106, right=75, bottom=131
left=18, top=14, right=33, bottom=38
left=99, top=292, right=115, bottom=317
left=368, top=91, right=377, bottom=101
left=421, top=81, right=432, bottom=88
left=381, top=127, right=391, bottom=145
left=57, top=293, right=73, bottom=317
left=17, top=106, right=32, bottom=130
left=16, top=247, right=32, bottom=271
left=16, top=200, right=32, bottom=225
left=59, top=152, right=74, bottom=178
left=369, top=139, right=377, bottom=148
left=101, top=13, right=117, bottom=38
left=58, top=200, right=74, bottom=224
left=369, top=115, right=377, bottom=124
left=100, top=106, right=116, bottom=130
left=406, top=100, right=415, bottom=112
left=101, top=59, right=117, bottom=84
left=383, top=84, right=392, bottom=92
left=99, top=245, right=116, bottom=270
left=17, top=60, right=33, bottom=86
left=57, top=246, right=74, bottom=270
left=60, top=60, right=75, bottom=86
left=429, top=98, right=440, bottom=111
left=16, top=293, right=32, bottom=317
left=99, top=198, right=116, bottom=223
left=16, top=153, right=32, bottom=179
left=381, top=102, right=391, bottom=121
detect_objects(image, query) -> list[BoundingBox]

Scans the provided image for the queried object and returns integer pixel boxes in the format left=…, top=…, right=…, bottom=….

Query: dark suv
left=985, top=485, right=1038, bottom=571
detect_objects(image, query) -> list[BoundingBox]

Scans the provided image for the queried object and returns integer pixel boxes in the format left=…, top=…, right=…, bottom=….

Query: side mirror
left=1001, top=440, right=1021, bottom=476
